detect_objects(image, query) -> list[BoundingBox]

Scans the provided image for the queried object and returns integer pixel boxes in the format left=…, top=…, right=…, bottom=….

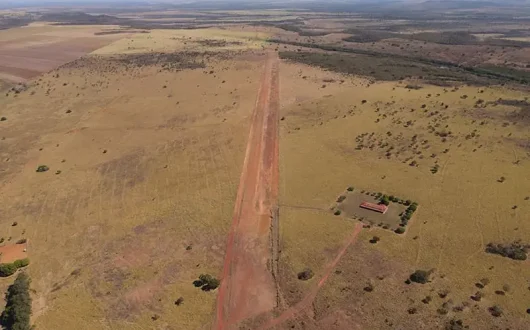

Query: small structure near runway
left=359, top=201, right=388, bottom=214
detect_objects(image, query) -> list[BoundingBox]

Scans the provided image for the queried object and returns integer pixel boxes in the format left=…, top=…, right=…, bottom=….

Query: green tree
left=0, top=264, right=17, bottom=277
left=1, top=272, right=32, bottom=330
left=380, top=195, right=390, bottom=206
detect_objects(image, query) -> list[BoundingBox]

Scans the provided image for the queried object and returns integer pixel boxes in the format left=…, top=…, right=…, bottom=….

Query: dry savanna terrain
left=0, top=26, right=270, bottom=329
left=0, top=3, right=530, bottom=330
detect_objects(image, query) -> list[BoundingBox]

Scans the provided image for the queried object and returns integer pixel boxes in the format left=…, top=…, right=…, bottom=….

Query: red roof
left=359, top=202, right=388, bottom=214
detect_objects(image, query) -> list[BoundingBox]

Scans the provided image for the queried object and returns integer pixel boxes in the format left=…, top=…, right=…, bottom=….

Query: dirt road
left=259, top=223, right=363, bottom=330
left=214, top=53, right=280, bottom=329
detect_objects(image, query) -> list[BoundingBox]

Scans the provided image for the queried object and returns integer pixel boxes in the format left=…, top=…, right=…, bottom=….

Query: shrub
left=297, top=268, right=314, bottom=281
left=194, top=274, right=220, bottom=291
left=347, top=186, right=354, bottom=191
left=334, top=209, right=341, bottom=216
left=16, top=239, right=26, bottom=244
left=395, top=227, right=405, bottom=234
left=409, top=270, right=430, bottom=284
left=0, top=272, right=31, bottom=330
left=175, top=297, right=184, bottom=306
left=488, top=305, right=503, bottom=317
left=336, top=195, right=346, bottom=203
left=13, top=259, right=29, bottom=269
left=379, top=195, right=390, bottom=206
left=0, top=264, right=17, bottom=277
left=470, top=291, right=483, bottom=301
left=36, top=165, right=49, bottom=173
left=404, top=200, right=412, bottom=206
left=445, top=319, right=466, bottom=330
left=369, top=236, right=380, bottom=244
left=485, top=241, right=528, bottom=260
left=363, top=283, right=374, bottom=292
left=0, top=117, right=6, bottom=121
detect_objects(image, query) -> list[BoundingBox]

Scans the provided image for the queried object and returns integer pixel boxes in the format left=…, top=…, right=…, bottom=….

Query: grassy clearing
left=278, top=61, right=530, bottom=326
left=0, top=32, right=267, bottom=328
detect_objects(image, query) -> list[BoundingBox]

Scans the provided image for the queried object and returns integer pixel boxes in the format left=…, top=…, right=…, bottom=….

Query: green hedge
left=0, top=259, right=30, bottom=277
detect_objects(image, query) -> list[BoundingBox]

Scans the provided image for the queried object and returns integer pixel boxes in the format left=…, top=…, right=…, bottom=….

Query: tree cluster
left=1, top=272, right=32, bottom=330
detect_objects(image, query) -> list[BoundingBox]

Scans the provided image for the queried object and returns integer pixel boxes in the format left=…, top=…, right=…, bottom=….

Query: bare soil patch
left=335, top=192, right=407, bottom=230
left=0, top=243, right=27, bottom=263
left=0, top=24, right=126, bottom=82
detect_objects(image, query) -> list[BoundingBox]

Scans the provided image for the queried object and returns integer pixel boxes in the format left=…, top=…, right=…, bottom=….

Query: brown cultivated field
left=0, top=23, right=130, bottom=82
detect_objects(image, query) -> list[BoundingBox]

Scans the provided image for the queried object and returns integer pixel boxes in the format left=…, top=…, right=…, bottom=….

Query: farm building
left=359, top=201, right=388, bottom=214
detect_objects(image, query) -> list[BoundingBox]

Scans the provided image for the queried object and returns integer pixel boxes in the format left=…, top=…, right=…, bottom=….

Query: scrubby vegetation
left=297, top=268, right=314, bottom=281
left=0, top=272, right=31, bottom=330
left=193, top=274, right=220, bottom=291
left=275, top=42, right=529, bottom=84
left=409, top=269, right=431, bottom=284
left=485, top=241, right=529, bottom=260
left=0, top=259, right=30, bottom=277
left=36, top=165, right=49, bottom=173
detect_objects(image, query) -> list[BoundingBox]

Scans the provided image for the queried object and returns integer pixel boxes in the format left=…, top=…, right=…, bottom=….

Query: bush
left=347, top=186, right=354, bottom=191
left=334, top=209, right=341, bottom=216
left=445, top=319, right=466, bottom=330
left=0, top=258, right=29, bottom=277
left=379, top=195, right=390, bottom=206
left=395, top=227, right=405, bottom=234
left=369, top=236, right=380, bottom=244
left=0, top=117, right=6, bottom=121
left=0, top=264, right=17, bottom=277
left=36, top=165, right=49, bottom=173
left=194, top=274, right=220, bottom=291
left=404, top=200, right=412, bottom=206
left=485, top=241, right=528, bottom=260
left=297, top=268, right=314, bottom=281
left=13, top=259, right=29, bottom=269
left=336, top=195, right=346, bottom=203
left=16, top=239, right=27, bottom=244
left=0, top=272, right=31, bottom=330
left=409, top=270, right=430, bottom=284
left=489, top=305, right=503, bottom=317
left=175, top=297, right=184, bottom=306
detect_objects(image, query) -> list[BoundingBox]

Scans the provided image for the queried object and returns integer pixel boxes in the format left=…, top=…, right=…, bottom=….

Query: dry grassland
left=0, top=28, right=271, bottom=329
left=276, top=60, right=530, bottom=328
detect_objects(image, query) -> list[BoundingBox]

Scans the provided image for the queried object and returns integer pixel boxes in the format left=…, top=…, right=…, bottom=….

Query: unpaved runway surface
left=215, top=53, right=280, bottom=329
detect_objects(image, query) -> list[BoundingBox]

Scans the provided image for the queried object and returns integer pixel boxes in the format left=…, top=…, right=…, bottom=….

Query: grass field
left=0, top=27, right=272, bottom=329
left=276, top=60, right=530, bottom=328
left=1, top=3, right=530, bottom=329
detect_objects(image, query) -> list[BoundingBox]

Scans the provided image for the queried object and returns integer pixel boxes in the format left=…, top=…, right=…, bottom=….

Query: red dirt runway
left=214, top=53, right=280, bottom=329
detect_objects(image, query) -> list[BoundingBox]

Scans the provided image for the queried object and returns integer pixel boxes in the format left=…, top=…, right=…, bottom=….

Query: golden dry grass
left=0, top=28, right=273, bottom=329
left=277, top=60, right=530, bottom=328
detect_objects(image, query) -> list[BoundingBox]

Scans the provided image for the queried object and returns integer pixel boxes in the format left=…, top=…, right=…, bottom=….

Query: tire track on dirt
left=259, top=223, right=363, bottom=330
left=214, top=53, right=280, bottom=330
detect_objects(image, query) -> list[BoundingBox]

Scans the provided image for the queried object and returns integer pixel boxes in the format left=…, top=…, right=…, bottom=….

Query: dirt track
left=259, top=223, right=363, bottom=329
left=214, top=53, right=280, bottom=329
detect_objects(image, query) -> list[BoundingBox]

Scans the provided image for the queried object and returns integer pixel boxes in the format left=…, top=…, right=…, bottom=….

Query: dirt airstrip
left=215, top=53, right=280, bottom=329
